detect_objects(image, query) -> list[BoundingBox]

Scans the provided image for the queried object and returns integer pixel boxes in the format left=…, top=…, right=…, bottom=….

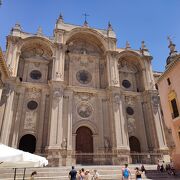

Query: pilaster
left=0, top=86, right=15, bottom=145
left=11, top=87, right=25, bottom=148
left=111, top=90, right=129, bottom=150
left=52, top=43, right=65, bottom=81
left=47, top=81, right=64, bottom=148
left=36, top=89, right=47, bottom=152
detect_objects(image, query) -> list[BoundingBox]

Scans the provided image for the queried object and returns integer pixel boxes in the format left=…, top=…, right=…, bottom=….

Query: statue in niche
left=61, top=138, right=67, bottom=149
left=104, top=137, right=110, bottom=152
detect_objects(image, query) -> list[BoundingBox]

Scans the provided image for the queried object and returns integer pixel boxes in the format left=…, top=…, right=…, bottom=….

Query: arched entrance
left=129, top=136, right=141, bottom=163
left=76, top=126, right=93, bottom=164
left=19, top=134, right=36, bottom=153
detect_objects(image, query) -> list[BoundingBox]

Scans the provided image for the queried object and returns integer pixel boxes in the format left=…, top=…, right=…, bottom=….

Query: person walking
left=92, top=169, right=99, bottom=180
left=122, top=164, right=131, bottom=180
left=135, top=167, right=142, bottom=180
left=69, top=166, right=77, bottom=180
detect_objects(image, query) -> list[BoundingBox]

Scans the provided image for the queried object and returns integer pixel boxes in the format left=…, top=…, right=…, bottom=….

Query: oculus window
left=76, top=70, right=92, bottom=84
left=27, top=100, right=38, bottom=110
left=126, top=107, right=134, bottom=115
left=122, top=80, right=131, bottom=88
left=30, top=70, right=42, bottom=80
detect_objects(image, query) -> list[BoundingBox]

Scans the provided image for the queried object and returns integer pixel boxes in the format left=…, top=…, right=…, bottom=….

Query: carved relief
left=118, top=60, right=137, bottom=73
left=127, top=117, right=136, bottom=135
left=24, top=111, right=37, bottom=130
left=26, top=88, right=41, bottom=99
left=77, top=103, right=93, bottom=118
left=125, top=96, right=135, bottom=106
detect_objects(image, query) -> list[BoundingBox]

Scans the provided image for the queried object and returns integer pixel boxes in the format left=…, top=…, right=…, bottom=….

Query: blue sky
left=0, top=0, right=180, bottom=72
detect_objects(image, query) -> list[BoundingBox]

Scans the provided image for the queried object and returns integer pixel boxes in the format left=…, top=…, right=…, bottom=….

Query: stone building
left=157, top=39, right=180, bottom=169
left=0, top=16, right=169, bottom=166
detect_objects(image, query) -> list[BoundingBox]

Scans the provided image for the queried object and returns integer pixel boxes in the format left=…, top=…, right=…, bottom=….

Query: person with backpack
left=122, top=164, right=131, bottom=180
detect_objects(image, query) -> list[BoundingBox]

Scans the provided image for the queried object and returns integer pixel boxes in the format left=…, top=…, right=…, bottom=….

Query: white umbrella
left=0, top=144, right=48, bottom=179
left=0, top=144, right=48, bottom=168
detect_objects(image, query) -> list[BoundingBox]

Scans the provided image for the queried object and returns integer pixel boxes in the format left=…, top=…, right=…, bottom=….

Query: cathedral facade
left=0, top=16, right=169, bottom=166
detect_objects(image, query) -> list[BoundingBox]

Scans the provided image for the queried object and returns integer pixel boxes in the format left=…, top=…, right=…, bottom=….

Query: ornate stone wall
left=0, top=19, right=170, bottom=166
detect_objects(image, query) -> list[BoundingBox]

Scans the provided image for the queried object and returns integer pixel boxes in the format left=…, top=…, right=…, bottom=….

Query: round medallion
left=126, top=107, right=134, bottom=115
left=30, top=70, right=42, bottom=80
left=122, top=80, right=131, bottom=88
left=27, top=100, right=38, bottom=110
left=76, top=70, right=92, bottom=84
left=77, top=104, right=92, bottom=118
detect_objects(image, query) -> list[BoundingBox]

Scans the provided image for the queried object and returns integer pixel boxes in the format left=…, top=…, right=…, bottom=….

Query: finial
left=13, top=23, right=22, bottom=31
left=37, top=26, right=43, bottom=35
left=125, top=41, right=131, bottom=49
left=56, top=13, right=64, bottom=24
left=140, top=41, right=149, bottom=55
left=167, top=36, right=177, bottom=55
left=82, top=13, right=89, bottom=27
left=108, top=21, right=113, bottom=31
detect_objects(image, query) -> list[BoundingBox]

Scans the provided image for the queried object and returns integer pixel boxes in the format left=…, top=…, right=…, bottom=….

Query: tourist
left=122, top=164, right=131, bottom=180
left=69, top=166, right=77, bottom=180
left=92, top=169, right=99, bottom=180
left=80, top=168, right=85, bottom=179
left=76, top=169, right=82, bottom=180
left=157, top=160, right=160, bottom=171
left=30, top=171, right=37, bottom=180
left=140, top=164, right=146, bottom=174
left=135, top=167, right=142, bottom=180
left=84, top=169, right=91, bottom=180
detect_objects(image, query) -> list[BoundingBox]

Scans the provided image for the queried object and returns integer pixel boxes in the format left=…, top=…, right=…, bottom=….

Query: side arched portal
left=129, top=136, right=141, bottom=163
left=129, top=136, right=141, bottom=152
left=19, top=134, right=36, bottom=153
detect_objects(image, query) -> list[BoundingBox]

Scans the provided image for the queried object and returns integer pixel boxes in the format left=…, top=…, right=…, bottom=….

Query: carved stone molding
left=75, top=92, right=94, bottom=101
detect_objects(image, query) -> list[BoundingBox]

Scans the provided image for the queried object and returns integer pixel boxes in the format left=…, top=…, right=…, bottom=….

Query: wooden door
left=76, top=126, right=93, bottom=164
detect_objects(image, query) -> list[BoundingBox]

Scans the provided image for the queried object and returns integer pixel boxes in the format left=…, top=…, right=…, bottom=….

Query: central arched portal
left=76, top=126, right=93, bottom=164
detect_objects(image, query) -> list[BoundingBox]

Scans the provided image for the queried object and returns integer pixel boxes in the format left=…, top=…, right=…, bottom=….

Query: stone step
left=0, top=165, right=179, bottom=180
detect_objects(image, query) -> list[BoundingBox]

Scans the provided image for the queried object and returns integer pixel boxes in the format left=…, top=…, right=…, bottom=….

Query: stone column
left=0, top=88, right=15, bottom=145
left=11, top=88, right=25, bottom=148
left=36, top=90, right=46, bottom=152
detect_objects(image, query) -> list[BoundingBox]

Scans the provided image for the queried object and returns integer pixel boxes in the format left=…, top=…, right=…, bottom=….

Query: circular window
left=27, top=101, right=38, bottom=110
left=77, top=104, right=92, bottom=118
left=122, top=80, right=131, bottom=88
left=30, top=70, right=42, bottom=80
left=76, top=70, right=92, bottom=84
left=126, top=107, right=134, bottom=115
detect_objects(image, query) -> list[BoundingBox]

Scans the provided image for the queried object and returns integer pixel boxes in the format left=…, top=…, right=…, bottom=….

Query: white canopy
left=0, top=144, right=48, bottom=168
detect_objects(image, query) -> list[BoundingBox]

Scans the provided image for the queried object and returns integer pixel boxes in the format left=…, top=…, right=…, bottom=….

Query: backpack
left=123, top=168, right=129, bottom=178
